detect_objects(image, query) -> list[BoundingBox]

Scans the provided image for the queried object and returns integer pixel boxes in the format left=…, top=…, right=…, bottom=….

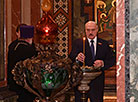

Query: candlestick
left=83, top=37, right=86, bottom=66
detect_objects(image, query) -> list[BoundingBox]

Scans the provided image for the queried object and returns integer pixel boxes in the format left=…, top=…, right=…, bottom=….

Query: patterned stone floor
left=65, top=90, right=116, bottom=102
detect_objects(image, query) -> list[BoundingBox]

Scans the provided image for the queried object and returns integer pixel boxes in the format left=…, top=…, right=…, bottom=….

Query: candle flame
left=83, top=37, right=86, bottom=40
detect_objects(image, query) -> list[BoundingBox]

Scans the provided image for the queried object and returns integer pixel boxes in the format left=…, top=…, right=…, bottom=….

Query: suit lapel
left=95, top=38, right=103, bottom=59
left=85, top=39, right=91, bottom=56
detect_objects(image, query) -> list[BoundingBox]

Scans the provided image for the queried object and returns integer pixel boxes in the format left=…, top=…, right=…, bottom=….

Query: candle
left=83, top=37, right=86, bottom=66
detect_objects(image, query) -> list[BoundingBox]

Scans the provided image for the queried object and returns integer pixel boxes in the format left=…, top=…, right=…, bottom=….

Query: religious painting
left=97, top=0, right=116, bottom=48
left=72, top=0, right=116, bottom=49
left=0, top=0, right=6, bottom=87
left=72, top=0, right=97, bottom=41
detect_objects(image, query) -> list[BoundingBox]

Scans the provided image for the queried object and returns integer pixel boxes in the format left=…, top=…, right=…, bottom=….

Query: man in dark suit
left=7, top=25, right=37, bottom=102
left=69, top=21, right=115, bottom=102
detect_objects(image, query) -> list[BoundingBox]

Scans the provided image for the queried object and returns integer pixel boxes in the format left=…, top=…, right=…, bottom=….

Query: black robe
left=7, top=39, right=37, bottom=102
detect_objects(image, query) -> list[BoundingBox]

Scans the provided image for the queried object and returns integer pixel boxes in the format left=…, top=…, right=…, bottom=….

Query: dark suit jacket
left=69, top=38, right=115, bottom=101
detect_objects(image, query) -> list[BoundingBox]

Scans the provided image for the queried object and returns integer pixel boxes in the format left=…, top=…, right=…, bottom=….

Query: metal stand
left=78, top=66, right=102, bottom=102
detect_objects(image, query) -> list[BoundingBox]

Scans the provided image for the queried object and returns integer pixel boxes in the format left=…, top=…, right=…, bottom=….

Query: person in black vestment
left=69, top=21, right=115, bottom=102
left=7, top=25, right=37, bottom=102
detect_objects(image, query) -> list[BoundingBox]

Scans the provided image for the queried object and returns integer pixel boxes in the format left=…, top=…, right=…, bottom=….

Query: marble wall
left=130, top=0, right=138, bottom=101
left=117, top=0, right=138, bottom=101
left=116, top=0, right=125, bottom=101
left=6, top=0, right=41, bottom=45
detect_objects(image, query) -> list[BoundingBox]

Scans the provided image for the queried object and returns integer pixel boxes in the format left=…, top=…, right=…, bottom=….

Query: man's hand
left=93, top=60, right=104, bottom=69
left=76, top=53, right=85, bottom=63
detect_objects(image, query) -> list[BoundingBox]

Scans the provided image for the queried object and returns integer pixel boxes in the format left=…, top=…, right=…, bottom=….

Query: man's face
left=85, top=22, right=98, bottom=39
left=16, top=31, right=20, bottom=38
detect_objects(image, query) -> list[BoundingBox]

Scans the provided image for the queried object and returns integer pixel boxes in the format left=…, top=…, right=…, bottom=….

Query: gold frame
left=0, top=0, right=6, bottom=87
left=95, top=0, right=97, bottom=23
